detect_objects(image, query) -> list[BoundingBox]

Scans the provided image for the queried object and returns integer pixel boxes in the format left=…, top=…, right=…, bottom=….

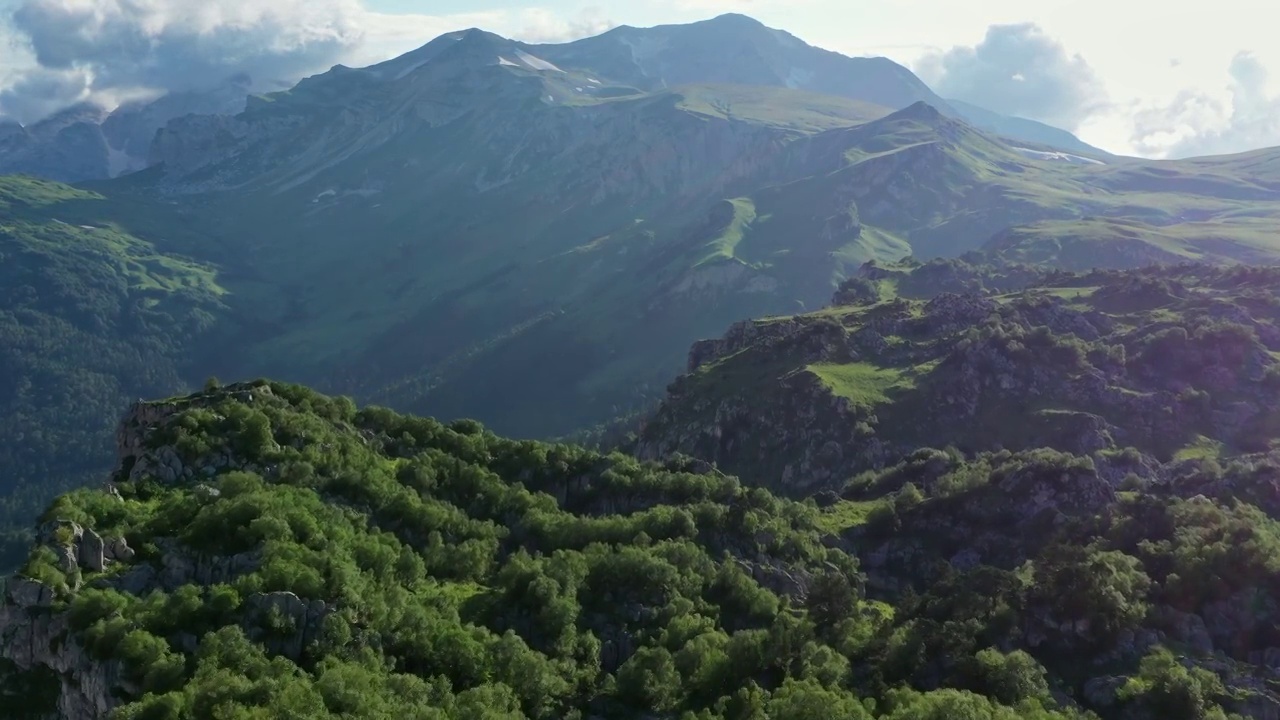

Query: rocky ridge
left=637, top=264, right=1280, bottom=495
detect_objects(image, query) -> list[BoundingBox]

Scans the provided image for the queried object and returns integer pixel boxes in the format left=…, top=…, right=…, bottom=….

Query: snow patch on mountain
left=515, top=51, right=564, bottom=73
left=1014, top=147, right=1105, bottom=165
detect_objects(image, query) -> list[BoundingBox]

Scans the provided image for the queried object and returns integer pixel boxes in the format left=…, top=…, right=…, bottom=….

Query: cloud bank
left=915, top=23, right=1107, bottom=132
left=914, top=22, right=1280, bottom=157
left=0, top=0, right=371, bottom=123
left=1132, top=52, right=1280, bottom=158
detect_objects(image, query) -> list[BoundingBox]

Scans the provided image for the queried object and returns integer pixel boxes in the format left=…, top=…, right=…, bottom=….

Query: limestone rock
left=1083, top=675, right=1125, bottom=708
left=78, top=529, right=106, bottom=573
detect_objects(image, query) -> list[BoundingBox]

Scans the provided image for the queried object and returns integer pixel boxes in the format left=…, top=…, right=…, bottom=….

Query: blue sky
left=2, top=0, right=1278, bottom=157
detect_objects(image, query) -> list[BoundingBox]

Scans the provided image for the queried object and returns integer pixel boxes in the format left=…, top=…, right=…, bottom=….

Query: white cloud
left=1132, top=52, right=1280, bottom=158
left=915, top=23, right=1107, bottom=131
left=514, top=7, right=616, bottom=44
left=0, top=0, right=368, bottom=122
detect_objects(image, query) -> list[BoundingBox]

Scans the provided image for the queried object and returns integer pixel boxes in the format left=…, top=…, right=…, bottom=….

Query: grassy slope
left=674, top=83, right=891, bottom=133
left=807, top=363, right=915, bottom=408
left=127, top=82, right=910, bottom=439
left=6, top=80, right=1280, bottom=531
left=986, top=215, right=1280, bottom=270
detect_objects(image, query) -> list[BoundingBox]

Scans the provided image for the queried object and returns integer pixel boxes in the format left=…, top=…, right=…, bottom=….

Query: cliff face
left=0, top=79, right=250, bottom=184
left=0, top=108, right=111, bottom=184
left=2, top=572, right=122, bottom=718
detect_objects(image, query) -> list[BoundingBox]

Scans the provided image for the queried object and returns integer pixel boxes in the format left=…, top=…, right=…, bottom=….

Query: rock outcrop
left=0, top=383, right=291, bottom=718
left=1, top=577, right=126, bottom=719
left=637, top=265, right=1280, bottom=494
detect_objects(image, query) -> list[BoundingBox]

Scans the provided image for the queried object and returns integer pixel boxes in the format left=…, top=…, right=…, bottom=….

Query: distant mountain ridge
left=526, top=14, right=945, bottom=112
left=83, top=59, right=1280, bottom=443
left=0, top=13, right=1105, bottom=185
left=0, top=75, right=251, bottom=183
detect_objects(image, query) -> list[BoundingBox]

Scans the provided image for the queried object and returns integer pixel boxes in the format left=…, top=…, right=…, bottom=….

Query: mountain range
left=0, top=14, right=1104, bottom=185
left=6, top=12, right=1280, bottom=720
left=0, top=76, right=251, bottom=183
left=3, top=13, right=1280, bottom=561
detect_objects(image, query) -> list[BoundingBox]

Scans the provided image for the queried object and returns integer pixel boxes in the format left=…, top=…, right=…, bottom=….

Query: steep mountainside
left=0, top=12, right=1102, bottom=186
left=0, top=106, right=112, bottom=184
left=528, top=14, right=946, bottom=114
left=526, top=14, right=1103, bottom=155
left=122, top=70, right=1280, bottom=442
left=4, top=382, right=1280, bottom=719
left=944, top=99, right=1111, bottom=159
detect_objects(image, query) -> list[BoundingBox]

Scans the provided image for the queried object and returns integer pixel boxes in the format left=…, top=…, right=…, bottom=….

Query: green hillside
left=134, top=96, right=1280, bottom=443
left=986, top=216, right=1280, bottom=270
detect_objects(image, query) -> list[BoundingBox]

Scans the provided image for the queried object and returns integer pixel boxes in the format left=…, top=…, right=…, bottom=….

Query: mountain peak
left=448, top=27, right=513, bottom=52
left=359, top=27, right=518, bottom=82
left=892, top=101, right=947, bottom=122
left=702, top=13, right=767, bottom=28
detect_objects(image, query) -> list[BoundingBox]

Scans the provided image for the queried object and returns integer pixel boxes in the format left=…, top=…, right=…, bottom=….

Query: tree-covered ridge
left=828, top=444, right=1280, bottom=719
left=1, top=381, right=1117, bottom=720
left=0, top=175, right=226, bottom=571
left=637, top=262, right=1280, bottom=493
left=6, top=381, right=1278, bottom=718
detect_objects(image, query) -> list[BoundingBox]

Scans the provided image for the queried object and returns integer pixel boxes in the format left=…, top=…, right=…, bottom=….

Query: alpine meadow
left=3, top=9, right=1280, bottom=720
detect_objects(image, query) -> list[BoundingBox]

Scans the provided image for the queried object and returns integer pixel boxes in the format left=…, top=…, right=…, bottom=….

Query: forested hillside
left=3, top=381, right=1277, bottom=718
